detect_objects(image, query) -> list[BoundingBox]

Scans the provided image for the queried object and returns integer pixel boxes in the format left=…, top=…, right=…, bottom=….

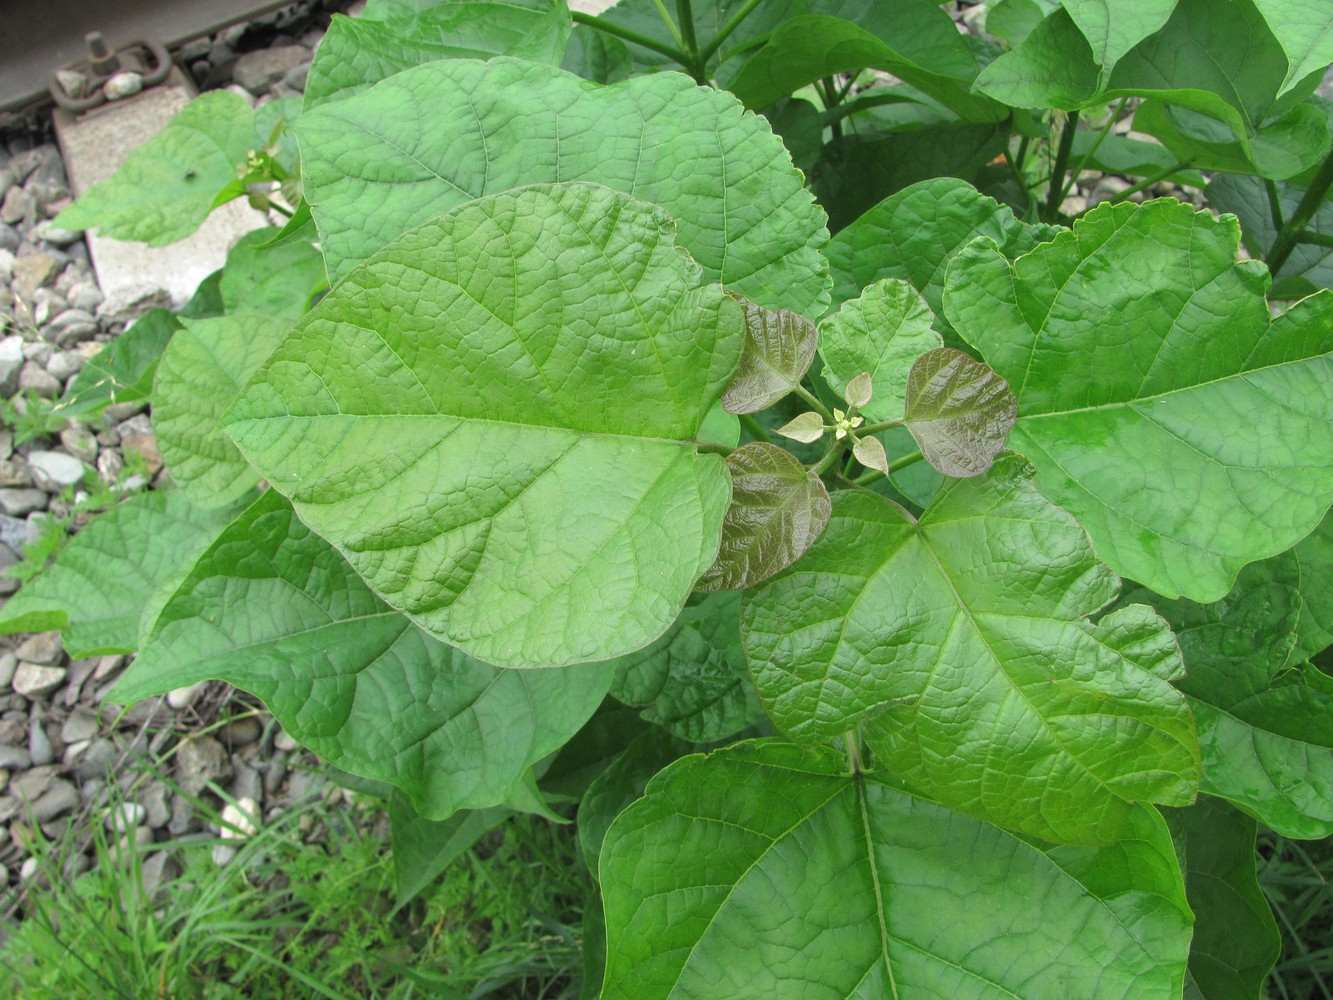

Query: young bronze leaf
left=697, top=443, right=831, bottom=592
left=905, top=347, right=1016, bottom=477
left=720, top=297, right=818, bottom=415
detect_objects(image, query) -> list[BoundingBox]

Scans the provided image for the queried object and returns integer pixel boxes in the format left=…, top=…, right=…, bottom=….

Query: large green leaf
left=600, top=741, right=1193, bottom=1000
left=303, top=0, right=572, bottom=110
left=389, top=793, right=510, bottom=907
left=224, top=184, right=742, bottom=668
left=1136, top=556, right=1333, bottom=839
left=56, top=309, right=180, bottom=420
left=817, top=278, right=942, bottom=421
left=154, top=316, right=292, bottom=510
left=1289, top=511, right=1333, bottom=661
left=824, top=177, right=1059, bottom=324
left=1166, top=796, right=1280, bottom=1000
left=0, top=492, right=239, bottom=657
left=609, top=592, right=764, bottom=742
left=54, top=92, right=254, bottom=246
left=218, top=224, right=326, bottom=318
left=297, top=57, right=829, bottom=315
left=944, top=199, right=1333, bottom=602
left=113, top=491, right=612, bottom=818
left=1252, top=0, right=1333, bottom=96
left=728, top=12, right=1000, bottom=121
left=1062, top=0, right=1178, bottom=85
left=972, top=7, right=1101, bottom=108
left=741, top=459, right=1199, bottom=844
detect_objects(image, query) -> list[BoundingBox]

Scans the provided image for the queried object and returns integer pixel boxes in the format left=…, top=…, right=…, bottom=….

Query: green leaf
left=719, top=298, right=817, bottom=415
left=1070, top=130, right=1206, bottom=185
left=56, top=309, right=180, bottom=420
left=303, top=1, right=572, bottom=110
left=298, top=57, right=830, bottom=315
left=0, top=492, right=239, bottom=657
left=825, top=177, right=1059, bottom=321
left=601, top=741, right=1193, bottom=1000
left=1062, top=0, right=1179, bottom=86
left=1289, top=511, right=1333, bottom=661
left=776, top=411, right=825, bottom=444
left=818, top=279, right=942, bottom=421
left=389, top=793, right=510, bottom=908
left=113, top=491, right=613, bottom=818
left=218, top=224, right=326, bottom=318
left=1135, top=557, right=1333, bottom=839
left=813, top=125, right=1010, bottom=233
left=1206, top=171, right=1333, bottom=299
left=696, top=443, right=831, bottom=592
left=973, top=7, right=1101, bottom=108
left=945, top=199, right=1333, bottom=602
left=154, top=316, right=292, bottom=510
left=610, top=592, right=764, bottom=743
left=561, top=23, right=633, bottom=85
left=742, top=459, right=1199, bottom=844
left=225, top=184, right=742, bottom=668
left=577, top=727, right=692, bottom=875
left=180, top=269, right=225, bottom=319
left=904, top=347, right=1016, bottom=478
left=1252, top=0, right=1333, bottom=97
left=1166, top=796, right=1280, bottom=1000
left=54, top=92, right=254, bottom=246
left=729, top=13, right=1000, bottom=121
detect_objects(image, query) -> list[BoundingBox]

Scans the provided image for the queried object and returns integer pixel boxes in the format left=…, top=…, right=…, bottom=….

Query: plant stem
left=1106, top=159, right=1193, bottom=205
left=676, top=0, right=700, bottom=59
left=888, top=450, right=924, bottom=474
left=844, top=731, right=863, bottom=775
left=695, top=441, right=733, bottom=456
left=265, top=199, right=294, bottom=219
left=698, top=0, right=766, bottom=63
left=570, top=11, right=692, bottom=66
left=793, top=384, right=833, bottom=420
left=1064, top=98, right=1126, bottom=188
left=1265, top=179, right=1286, bottom=233
left=858, top=417, right=904, bottom=435
left=1266, top=147, right=1333, bottom=275
left=1296, top=229, right=1333, bottom=249
left=651, top=0, right=684, bottom=45
left=738, top=413, right=772, bottom=443
left=810, top=440, right=847, bottom=476
left=1042, top=110, right=1080, bottom=224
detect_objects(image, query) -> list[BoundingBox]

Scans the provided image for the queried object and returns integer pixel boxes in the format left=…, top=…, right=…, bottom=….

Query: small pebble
left=12, top=663, right=67, bottom=698
left=103, top=71, right=144, bottom=101
left=108, top=801, right=147, bottom=832
left=27, top=718, right=52, bottom=766
left=16, top=632, right=62, bottom=665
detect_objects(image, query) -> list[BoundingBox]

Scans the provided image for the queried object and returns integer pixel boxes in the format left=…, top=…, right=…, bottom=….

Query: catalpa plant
left=15, top=0, right=1333, bottom=995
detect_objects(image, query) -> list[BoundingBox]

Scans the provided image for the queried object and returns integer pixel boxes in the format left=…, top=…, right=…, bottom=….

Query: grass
left=0, top=771, right=592, bottom=999
left=1264, top=831, right=1333, bottom=1000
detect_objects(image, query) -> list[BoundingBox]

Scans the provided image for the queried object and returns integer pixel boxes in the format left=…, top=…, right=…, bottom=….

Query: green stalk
left=844, top=730, right=863, bottom=775
left=673, top=0, right=710, bottom=83
left=1265, top=179, right=1286, bottom=233
left=793, top=384, right=833, bottom=420
left=1063, top=99, right=1126, bottom=190
left=570, top=11, right=692, bottom=66
left=1296, top=229, right=1333, bottom=249
left=1042, top=110, right=1080, bottom=224
left=738, top=413, right=773, bottom=443
left=1266, top=147, right=1333, bottom=275
left=850, top=448, right=923, bottom=487
left=810, top=440, right=848, bottom=476
left=651, top=0, right=684, bottom=45
left=858, top=417, right=904, bottom=435
left=698, top=0, right=766, bottom=63
left=1106, top=158, right=1193, bottom=205
left=695, top=440, right=733, bottom=456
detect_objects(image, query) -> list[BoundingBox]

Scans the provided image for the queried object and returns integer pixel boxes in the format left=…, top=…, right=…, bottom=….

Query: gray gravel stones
left=13, top=663, right=67, bottom=698
left=26, top=450, right=86, bottom=491
left=175, top=735, right=234, bottom=795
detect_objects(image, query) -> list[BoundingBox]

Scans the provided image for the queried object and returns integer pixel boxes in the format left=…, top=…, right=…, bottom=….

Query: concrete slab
left=53, top=66, right=269, bottom=309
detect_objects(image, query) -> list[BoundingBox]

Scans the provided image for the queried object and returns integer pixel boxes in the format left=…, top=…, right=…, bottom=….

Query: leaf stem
left=1296, top=229, right=1333, bottom=249
left=1266, top=146, right=1333, bottom=275
left=810, top=440, right=848, bottom=477
left=738, top=413, right=772, bottom=444
left=1042, top=110, right=1080, bottom=224
left=265, top=199, right=294, bottom=219
left=571, top=11, right=693, bottom=66
left=674, top=0, right=709, bottom=83
left=858, top=417, right=904, bottom=435
left=651, top=0, right=684, bottom=45
left=695, top=441, right=733, bottom=456
left=1265, top=178, right=1286, bottom=233
left=793, top=384, right=833, bottom=420
left=1063, top=98, right=1126, bottom=189
left=698, top=0, right=766, bottom=63
left=888, top=450, right=924, bottom=474
left=844, top=730, right=863, bottom=775
left=1106, top=158, right=1193, bottom=205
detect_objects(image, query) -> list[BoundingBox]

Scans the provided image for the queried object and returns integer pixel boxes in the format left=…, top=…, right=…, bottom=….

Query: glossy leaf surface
left=610, top=592, right=763, bottom=743
left=154, top=317, right=291, bottom=509
left=696, top=443, right=830, bottom=592
left=719, top=299, right=817, bottom=415
left=946, top=199, right=1333, bottom=602
left=298, top=58, right=829, bottom=315
left=113, top=491, right=612, bottom=819
left=225, top=184, right=742, bottom=667
left=601, top=741, right=1193, bottom=999
left=0, top=492, right=238, bottom=657
left=55, top=92, right=253, bottom=246
left=904, top=347, right=1016, bottom=478
left=742, top=460, right=1199, bottom=843
left=303, top=0, right=572, bottom=110
left=818, top=279, right=941, bottom=422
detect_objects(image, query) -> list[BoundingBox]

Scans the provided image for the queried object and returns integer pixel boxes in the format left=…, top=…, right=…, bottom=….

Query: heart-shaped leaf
left=113, top=491, right=612, bottom=819
left=946, top=199, right=1333, bottom=602
left=297, top=57, right=829, bottom=315
left=601, top=741, right=1193, bottom=1000
left=57, top=309, right=180, bottom=420
left=225, top=184, right=743, bottom=668
left=742, top=458, right=1199, bottom=844
left=776, top=411, right=824, bottom=443
left=905, top=347, right=1016, bottom=477
left=818, top=279, right=942, bottom=422
left=719, top=298, right=817, bottom=415
left=154, top=316, right=292, bottom=510
left=696, top=443, right=831, bottom=592
left=218, top=224, right=326, bottom=318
